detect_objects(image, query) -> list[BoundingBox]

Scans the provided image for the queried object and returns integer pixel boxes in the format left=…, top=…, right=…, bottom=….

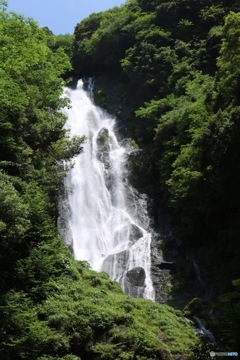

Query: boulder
left=126, top=267, right=146, bottom=287
left=102, top=250, right=129, bottom=277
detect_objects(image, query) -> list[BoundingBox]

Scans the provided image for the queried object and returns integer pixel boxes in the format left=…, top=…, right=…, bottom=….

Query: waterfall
left=61, top=80, right=155, bottom=301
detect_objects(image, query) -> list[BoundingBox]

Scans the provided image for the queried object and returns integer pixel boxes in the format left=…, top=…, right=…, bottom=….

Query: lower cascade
left=61, top=80, right=155, bottom=301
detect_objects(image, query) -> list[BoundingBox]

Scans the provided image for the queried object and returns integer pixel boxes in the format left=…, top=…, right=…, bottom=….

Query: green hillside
left=0, top=2, right=200, bottom=359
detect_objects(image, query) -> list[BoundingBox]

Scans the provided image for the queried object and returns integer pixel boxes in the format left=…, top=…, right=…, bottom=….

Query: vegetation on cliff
left=72, top=0, right=240, bottom=350
left=0, top=2, right=199, bottom=359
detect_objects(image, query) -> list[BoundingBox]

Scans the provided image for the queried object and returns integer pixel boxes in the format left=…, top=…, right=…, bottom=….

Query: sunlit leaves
left=0, top=4, right=83, bottom=291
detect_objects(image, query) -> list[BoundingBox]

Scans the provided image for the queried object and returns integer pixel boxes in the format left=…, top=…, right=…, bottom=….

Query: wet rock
left=126, top=267, right=146, bottom=287
left=150, top=230, right=175, bottom=303
left=102, top=250, right=129, bottom=276
left=124, top=185, right=151, bottom=229
left=97, top=128, right=110, bottom=152
left=58, top=188, right=73, bottom=254
left=96, top=128, right=110, bottom=168
left=102, top=253, right=146, bottom=298
left=129, top=224, right=143, bottom=244
left=96, top=127, right=112, bottom=188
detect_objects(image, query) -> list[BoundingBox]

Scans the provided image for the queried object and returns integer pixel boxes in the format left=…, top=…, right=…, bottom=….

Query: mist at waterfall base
left=61, top=80, right=155, bottom=301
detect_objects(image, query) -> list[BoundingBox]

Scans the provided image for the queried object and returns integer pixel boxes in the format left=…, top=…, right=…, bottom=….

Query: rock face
left=102, top=254, right=147, bottom=298
left=123, top=267, right=146, bottom=298
left=102, top=250, right=129, bottom=278
left=96, top=127, right=112, bottom=188
left=88, top=77, right=213, bottom=308
left=129, top=224, right=143, bottom=245
left=151, top=233, right=171, bottom=304
left=58, top=186, right=73, bottom=253
left=97, top=128, right=110, bottom=154
left=126, top=267, right=146, bottom=286
left=96, top=128, right=110, bottom=167
left=117, top=139, right=174, bottom=303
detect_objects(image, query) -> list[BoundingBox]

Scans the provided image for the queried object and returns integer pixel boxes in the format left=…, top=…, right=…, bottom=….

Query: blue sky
left=7, top=0, right=125, bottom=35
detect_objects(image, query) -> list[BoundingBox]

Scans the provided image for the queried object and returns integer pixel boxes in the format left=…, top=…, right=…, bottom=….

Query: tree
left=217, top=11, right=240, bottom=106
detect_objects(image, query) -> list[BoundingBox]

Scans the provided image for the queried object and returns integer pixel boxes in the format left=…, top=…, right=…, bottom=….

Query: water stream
left=61, top=80, right=155, bottom=301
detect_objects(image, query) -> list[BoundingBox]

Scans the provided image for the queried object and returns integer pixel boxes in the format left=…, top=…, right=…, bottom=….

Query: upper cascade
left=61, top=80, right=155, bottom=301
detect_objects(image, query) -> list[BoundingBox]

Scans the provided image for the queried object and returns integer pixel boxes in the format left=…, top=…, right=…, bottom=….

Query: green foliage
left=0, top=5, right=199, bottom=360
left=0, top=171, right=30, bottom=288
left=54, top=34, right=74, bottom=58
left=0, top=172, right=30, bottom=239
left=71, top=0, right=240, bottom=352
left=0, top=6, right=85, bottom=287
left=191, top=340, right=212, bottom=360
left=1, top=234, right=198, bottom=359
left=218, top=279, right=240, bottom=349
left=217, top=11, right=240, bottom=106
left=0, top=4, right=85, bottom=357
left=2, top=0, right=240, bottom=356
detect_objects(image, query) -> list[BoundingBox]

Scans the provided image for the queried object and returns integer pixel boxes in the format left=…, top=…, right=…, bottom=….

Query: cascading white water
left=62, top=80, right=155, bottom=301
